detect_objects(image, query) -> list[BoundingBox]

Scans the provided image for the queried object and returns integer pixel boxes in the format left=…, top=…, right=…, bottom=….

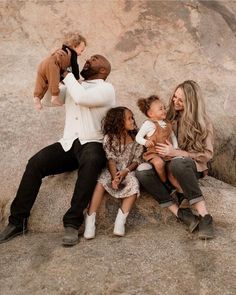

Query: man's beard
left=80, top=67, right=98, bottom=80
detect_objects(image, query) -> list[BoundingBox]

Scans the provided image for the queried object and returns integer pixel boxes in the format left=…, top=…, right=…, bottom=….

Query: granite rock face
left=0, top=0, right=236, bottom=230
left=0, top=2, right=236, bottom=294
left=0, top=177, right=236, bottom=295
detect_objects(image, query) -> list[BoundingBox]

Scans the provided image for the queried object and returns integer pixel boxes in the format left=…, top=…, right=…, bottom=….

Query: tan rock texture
left=0, top=0, right=236, bottom=183
left=0, top=176, right=236, bottom=295
left=0, top=0, right=235, bottom=217
left=0, top=2, right=236, bottom=293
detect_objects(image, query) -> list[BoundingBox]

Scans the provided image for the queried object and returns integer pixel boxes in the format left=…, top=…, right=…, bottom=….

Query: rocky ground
left=0, top=177, right=235, bottom=295
left=0, top=1, right=236, bottom=294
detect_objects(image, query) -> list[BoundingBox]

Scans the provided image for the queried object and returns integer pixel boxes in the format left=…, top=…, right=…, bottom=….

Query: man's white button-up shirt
left=58, top=73, right=116, bottom=151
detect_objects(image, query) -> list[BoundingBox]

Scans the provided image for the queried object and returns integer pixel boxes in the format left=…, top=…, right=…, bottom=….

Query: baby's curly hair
left=102, top=107, right=137, bottom=154
left=137, top=95, right=160, bottom=116
left=63, top=31, right=87, bottom=48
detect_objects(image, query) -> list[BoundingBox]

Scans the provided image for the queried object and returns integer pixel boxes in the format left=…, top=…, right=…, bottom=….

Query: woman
left=136, top=80, right=214, bottom=239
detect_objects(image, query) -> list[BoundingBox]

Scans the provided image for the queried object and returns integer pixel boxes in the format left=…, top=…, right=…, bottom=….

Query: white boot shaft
left=113, top=208, right=129, bottom=237
left=84, top=212, right=96, bottom=239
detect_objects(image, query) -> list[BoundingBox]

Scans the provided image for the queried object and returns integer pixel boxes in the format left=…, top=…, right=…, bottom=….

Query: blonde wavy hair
left=167, top=80, right=208, bottom=152
left=63, top=31, right=87, bottom=48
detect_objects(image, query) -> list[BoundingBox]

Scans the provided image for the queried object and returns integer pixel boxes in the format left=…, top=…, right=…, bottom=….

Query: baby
left=136, top=95, right=178, bottom=194
left=33, top=32, right=86, bottom=109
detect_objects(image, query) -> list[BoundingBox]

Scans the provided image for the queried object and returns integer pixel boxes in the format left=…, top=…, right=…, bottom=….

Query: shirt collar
left=82, top=79, right=104, bottom=84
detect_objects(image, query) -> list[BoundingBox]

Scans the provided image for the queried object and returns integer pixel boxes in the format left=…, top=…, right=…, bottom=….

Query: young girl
left=136, top=95, right=178, bottom=194
left=33, top=32, right=86, bottom=110
left=84, top=107, right=143, bottom=239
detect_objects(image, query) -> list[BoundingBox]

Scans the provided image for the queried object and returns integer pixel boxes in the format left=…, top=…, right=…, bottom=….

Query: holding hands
left=111, top=168, right=129, bottom=190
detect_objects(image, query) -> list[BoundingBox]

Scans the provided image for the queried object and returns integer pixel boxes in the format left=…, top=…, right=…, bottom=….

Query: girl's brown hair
left=137, top=95, right=160, bottom=116
left=102, top=107, right=137, bottom=154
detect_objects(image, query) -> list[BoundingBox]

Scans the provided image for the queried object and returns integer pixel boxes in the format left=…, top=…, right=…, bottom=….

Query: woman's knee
left=170, top=157, right=196, bottom=179
left=169, top=157, right=189, bottom=175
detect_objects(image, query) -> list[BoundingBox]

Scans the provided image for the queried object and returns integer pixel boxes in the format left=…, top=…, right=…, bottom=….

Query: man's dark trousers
left=9, top=139, right=106, bottom=230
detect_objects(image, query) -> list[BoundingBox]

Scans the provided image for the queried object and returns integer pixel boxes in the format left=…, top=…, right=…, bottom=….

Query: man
left=0, top=54, right=116, bottom=246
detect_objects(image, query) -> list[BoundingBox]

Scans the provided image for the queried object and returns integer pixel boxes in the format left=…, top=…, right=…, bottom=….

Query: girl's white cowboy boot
left=113, top=208, right=129, bottom=236
left=84, top=212, right=96, bottom=239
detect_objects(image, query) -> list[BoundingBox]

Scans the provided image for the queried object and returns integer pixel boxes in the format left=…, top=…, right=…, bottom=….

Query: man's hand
left=61, top=71, right=69, bottom=79
left=52, top=48, right=72, bottom=80
left=53, top=48, right=71, bottom=58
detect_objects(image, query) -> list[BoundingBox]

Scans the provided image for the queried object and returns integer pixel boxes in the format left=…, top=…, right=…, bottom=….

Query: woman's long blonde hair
left=167, top=80, right=208, bottom=152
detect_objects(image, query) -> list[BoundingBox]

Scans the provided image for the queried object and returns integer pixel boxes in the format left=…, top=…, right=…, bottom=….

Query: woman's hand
left=155, top=140, right=177, bottom=157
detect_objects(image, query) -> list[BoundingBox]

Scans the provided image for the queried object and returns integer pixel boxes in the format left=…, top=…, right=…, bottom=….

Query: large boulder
left=0, top=0, right=235, bottom=230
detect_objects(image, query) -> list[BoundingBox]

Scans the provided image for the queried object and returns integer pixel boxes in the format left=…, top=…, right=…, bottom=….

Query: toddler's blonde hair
left=63, top=31, right=87, bottom=48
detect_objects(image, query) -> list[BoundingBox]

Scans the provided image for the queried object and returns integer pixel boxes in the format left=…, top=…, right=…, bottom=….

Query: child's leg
left=151, top=157, right=176, bottom=195
left=84, top=182, right=105, bottom=239
left=88, top=182, right=105, bottom=214
left=45, top=59, right=62, bottom=106
left=167, top=169, right=189, bottom=206
left=150, top=156, right=166, bottom=182
left=167, top=170, right=183, bottom=192
left=33, top=71, right=48, bottom=110
left=121, top=194, right=137, bottom=213
left=33, top=97, right=43, bottom=110
left=114, top=194, right=137, bottom=236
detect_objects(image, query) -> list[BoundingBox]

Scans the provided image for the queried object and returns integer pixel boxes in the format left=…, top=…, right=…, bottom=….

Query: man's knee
left=26, top=154, right=40, bottom=171
left=80, top=148, right=106, bottom=168
left=26, top=150, right=49, bottom=175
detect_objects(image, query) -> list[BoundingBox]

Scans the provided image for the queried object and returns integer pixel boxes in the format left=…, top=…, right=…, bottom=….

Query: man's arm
left=63, top=73, right=115, bottom=107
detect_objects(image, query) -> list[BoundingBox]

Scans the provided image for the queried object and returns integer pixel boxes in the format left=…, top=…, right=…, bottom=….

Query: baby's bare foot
left=33, top=97, right=42, bottom=110
left=51, top=96, right=63, bottom=106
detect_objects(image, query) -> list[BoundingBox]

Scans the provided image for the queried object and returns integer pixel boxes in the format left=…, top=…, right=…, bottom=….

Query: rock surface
left=0, top=1, right=236, bottom=294
left=0, top=0, right=235, bottom=187
left=0, top=176, right=236, bottom=295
